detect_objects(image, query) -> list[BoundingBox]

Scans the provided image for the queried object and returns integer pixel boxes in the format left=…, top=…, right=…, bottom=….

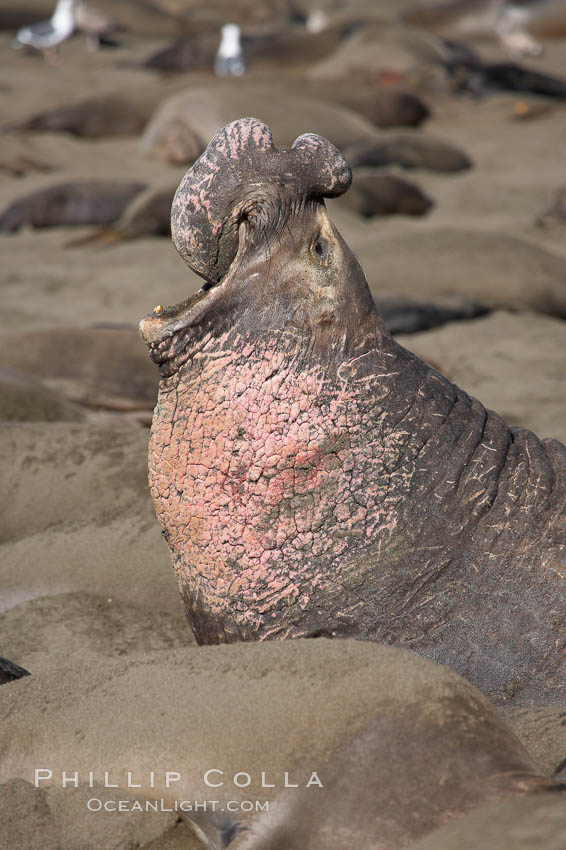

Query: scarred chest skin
left=150, top=332, right=416, bottom=639
left=141, top=118, right=566, bottom=706
left=148, top=316, right=566, bottom=705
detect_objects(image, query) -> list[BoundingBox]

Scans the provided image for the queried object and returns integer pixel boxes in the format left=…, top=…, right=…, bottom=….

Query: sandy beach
left=1, top=0, right=566, bottom=847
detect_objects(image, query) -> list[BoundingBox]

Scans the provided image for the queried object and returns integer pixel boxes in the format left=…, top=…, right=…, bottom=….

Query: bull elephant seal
left=139, top=118, right=566, bottom=706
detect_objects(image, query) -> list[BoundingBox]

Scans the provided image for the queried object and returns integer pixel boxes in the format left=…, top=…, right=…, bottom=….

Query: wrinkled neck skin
left=148, top=202, right=566, bottom=706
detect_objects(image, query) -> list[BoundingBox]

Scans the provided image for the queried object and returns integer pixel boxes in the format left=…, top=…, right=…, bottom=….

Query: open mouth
left=138, top=276, right=226, bottom=350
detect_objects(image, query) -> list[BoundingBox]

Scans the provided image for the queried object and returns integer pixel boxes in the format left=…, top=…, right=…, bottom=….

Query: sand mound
left=0, top=231, right=200, bottom=334
left=0, top=134, right=54, bottom=177
left=0, top=778, right=191, bottom=850
left=1, top=422, right=151, bottom=540
left=0, top=592, right=194, bottom=675
left=0, top=638, right=552, bottom=848
left=0, top=422, right=182, bottom=618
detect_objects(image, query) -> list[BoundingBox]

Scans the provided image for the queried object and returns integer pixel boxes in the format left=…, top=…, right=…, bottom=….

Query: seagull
left=495, top=1, right=544, bottom=56
left=214, top=24, right=246, bottom=77
left=400, top=0, right=566, bottom=58
left=13, top=0, right=77, bottom=62
left=306, top=9, right=330, bottom=33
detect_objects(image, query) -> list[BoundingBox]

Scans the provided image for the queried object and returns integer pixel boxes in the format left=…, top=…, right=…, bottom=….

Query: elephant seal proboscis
left=140, top=118, right=566, bottom=706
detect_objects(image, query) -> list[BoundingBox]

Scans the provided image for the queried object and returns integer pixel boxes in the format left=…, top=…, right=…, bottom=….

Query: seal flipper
left=179, top=813, right=244, bottom=848
left=0, top=657, right=30, bottom=685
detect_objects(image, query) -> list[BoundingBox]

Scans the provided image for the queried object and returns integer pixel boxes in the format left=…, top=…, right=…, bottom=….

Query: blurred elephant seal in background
left=139, top=85, right=386, bottom=164
left=1, top=639, right=563, bottom=849
left=299, top=76, right=431, bottom=127
left=0, top=181, right=146, bottom=232
left=2, top=94, right=156, bottom=139
left=65, top=186, right=177, bottom=246
left=142, top=20, right=361, bottom=73
left=1, top=327, right=157, bottom=410
left=338, top=170, right=434, bottom=217
left=0, top=369, right=85, bottom=423
left=344, top=133, right=472, bottom=172
left=139, top=85, right=462, bottom=170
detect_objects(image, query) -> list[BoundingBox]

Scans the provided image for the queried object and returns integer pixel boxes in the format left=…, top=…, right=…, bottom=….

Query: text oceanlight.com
left=86, top=798, right=270, bottom=813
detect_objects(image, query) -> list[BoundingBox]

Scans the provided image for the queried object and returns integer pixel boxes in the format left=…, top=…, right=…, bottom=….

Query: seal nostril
left=313, top=236, right=329, bottom=261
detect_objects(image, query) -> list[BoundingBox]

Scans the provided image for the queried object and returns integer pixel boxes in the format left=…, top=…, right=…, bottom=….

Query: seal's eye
left=312, top=235, right=329, bottom=262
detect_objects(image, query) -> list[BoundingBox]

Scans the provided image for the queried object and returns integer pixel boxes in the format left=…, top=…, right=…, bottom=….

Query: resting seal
left=140, top=118, right=566, bottom=706
left=1, top=639, right=563, bottom=848
left=0, top=181, right=145, bottom=232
